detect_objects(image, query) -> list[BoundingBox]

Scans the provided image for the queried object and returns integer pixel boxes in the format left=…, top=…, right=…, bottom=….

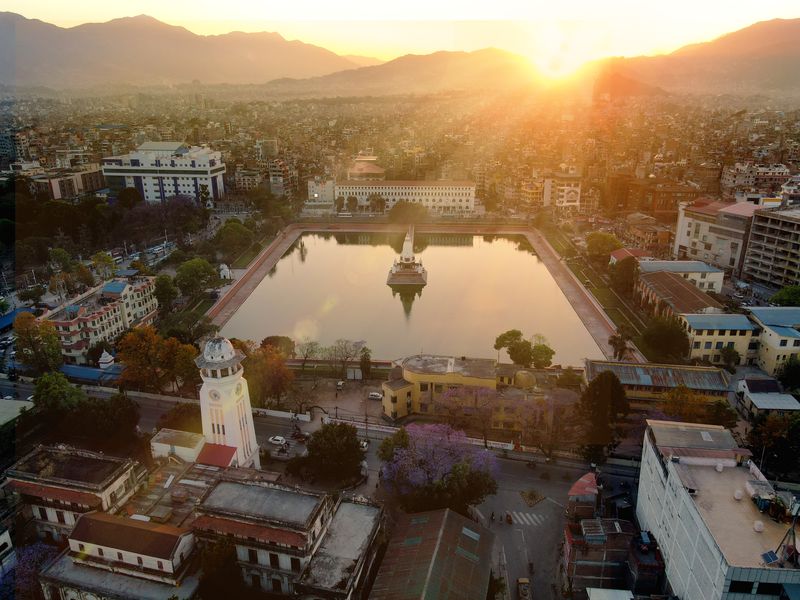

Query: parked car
left=517, top=577, right=531, bottom=600
left=368, top=392, right=383, bottom=400
left=359, top=439, right=370, bottom=450
left=336, top=380, right=345, bottom=391
left=268, top=436, right=286, bottom=446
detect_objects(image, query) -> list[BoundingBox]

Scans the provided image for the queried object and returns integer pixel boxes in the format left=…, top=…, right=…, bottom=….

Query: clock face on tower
left=209, top=389, right=220, bottom=401
left=235, top=383, right=243, bottom=396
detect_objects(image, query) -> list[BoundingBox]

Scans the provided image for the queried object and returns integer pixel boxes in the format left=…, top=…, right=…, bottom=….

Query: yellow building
left=381, top=355, right=497, bottom=420
left=680, top=313, right=758, bottom=366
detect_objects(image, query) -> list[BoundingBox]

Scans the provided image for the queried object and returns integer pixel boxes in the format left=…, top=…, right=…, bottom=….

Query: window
left=137, top=556, right=143, bottom=566
left=78, top=543, right=85, bottom=552
left=98, top=548, right=104, bottom=557
left=715, top=342, right=723, bottom=349
left=420, top=383, right=429, bottom=392
left=693, top=342, right=700, bottom=349
left=757, top=582, right=783, bottom=595
left=157, top=561, right=163, bottom=570
left=248, top=549, right=258, bottom=564
left=291, top=557, right=301, bottom=572
left=718, top=329, right=725, bottom=336
left=269, top=553, right=279, bottom=568
left=434, top=384, right=443, bottom=393
left=728, top=581, right=753, bottom=594
left=780, top=339, right=788, bottom=347
left=704, top=342, right=712, bottom=349
left=117, top=552, right=123, bottom=560
left=56, top=510, right=65, bottom=524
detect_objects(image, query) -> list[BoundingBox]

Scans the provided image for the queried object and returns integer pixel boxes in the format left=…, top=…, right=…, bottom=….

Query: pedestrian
left=490, top=511, right=495, bottom=522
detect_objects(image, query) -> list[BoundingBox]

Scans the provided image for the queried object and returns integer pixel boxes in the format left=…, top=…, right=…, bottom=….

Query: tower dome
left=195, top=336, right=244, bottom=370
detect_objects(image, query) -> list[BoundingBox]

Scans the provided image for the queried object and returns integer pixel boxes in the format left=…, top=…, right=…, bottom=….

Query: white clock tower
left=195, top=337, right=260, bottom=469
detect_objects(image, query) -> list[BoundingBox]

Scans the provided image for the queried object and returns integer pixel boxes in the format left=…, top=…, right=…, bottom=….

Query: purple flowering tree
left=380, top=423, right=498, bottom=515
left=434, top=386, right=496, bottom=447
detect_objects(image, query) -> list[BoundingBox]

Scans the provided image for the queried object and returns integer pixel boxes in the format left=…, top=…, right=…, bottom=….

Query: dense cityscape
left=0, top=5, right=800, bottom=600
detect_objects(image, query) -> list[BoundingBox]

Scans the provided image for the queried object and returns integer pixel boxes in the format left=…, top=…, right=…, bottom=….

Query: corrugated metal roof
left=639, top=260, right=722, bottom=274
left=683, top=313, right=756, bottom=331
left=101, top=281, right=128, bottom=295
left=639, top=271, right=723, bottom=314
left=585, top=361, right=728, bottom=392
left=747, top=393, right=800, bottom=411
left=748, top=308, right=800, bottom=337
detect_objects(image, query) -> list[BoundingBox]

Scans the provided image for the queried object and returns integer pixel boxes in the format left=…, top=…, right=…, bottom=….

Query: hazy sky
left=6, top=0, right=800, bottom=77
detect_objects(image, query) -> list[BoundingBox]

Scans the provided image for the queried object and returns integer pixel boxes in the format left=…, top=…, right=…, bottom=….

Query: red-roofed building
left=567, top=473, right=599, bottom=521
left=609, top=248, right=651, bottom=265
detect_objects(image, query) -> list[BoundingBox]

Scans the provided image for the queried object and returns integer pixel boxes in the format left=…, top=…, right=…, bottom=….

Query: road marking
left=512, top=511, right=546, bottom=527
left=546, top=497, right=565, bottom=508
left=473, top=508, right=485, bottom=523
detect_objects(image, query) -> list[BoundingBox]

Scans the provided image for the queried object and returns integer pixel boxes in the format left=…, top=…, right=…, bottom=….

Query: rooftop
left=674, top=462, right=795, bottom=568
left=299, top=500, right=382, bottom=592
left=586, top=590, right=634, bottom=600
left=400, top=354, right=497, bottom=380
left=40, top=550, right=199, bottom=600
left=639, top=260, right=723, bottom=274
left=196, top=444, right=237, bottom=468
left=746, top=393, right=800, bottom=411
left=718, top=202, right=760, bottom=218
left=8, top=445, right=134, bottom=489
left=748, top=307, right=800, bottom=338
left=370, top=509, right=494, bottom=600
left=150, top=429, right=205, bottom=450
left=200, top=481, right=323, bottom=528
left=743, top=378, right=782, bottom=394
left=136, top=141, right=188, bottom=153
left=0, top=398, right=33, bottom=428
left=586, top=362, right=729, bottom=393
left=610, top=248, right=650, bottom=262
left=647, top=420, right=738, bottom=451
left=682, top=313, right=756, bottom=331
left=71, top=513, right=188, bottom=560
left=639, top=271, right=723, bottom=314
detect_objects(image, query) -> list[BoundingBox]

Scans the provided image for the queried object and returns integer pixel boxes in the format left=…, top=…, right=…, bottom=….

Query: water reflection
left=220, top=232, right=603, bottom=365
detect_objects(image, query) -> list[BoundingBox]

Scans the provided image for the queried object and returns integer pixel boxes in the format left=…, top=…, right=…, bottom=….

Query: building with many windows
left=743, top=207, right=800, bottom=289
left=28, top=163, right=105, bottom=201
left=635, top=271, right=724, bottom=320
left=101, top=141, right=225, bottom=204
left=44, top=275, right=158, bottom=365
left=747, top=307, right=800, bottom=375
left=334, top=181, right=476, bottom=215
left=721, top=162, right=791, bottom=199
left=636, top=420, right=800, bottom=600
left=680, top=313, right=759, bottom=366
left=672, top=200, right=759, bottom=275
left=234, top=165, right=263, bottom=192
left=639, top=260, right=725, bottom=293
left=39, top=513, right=199, bottom=600
left=5, top=445, right=147, bottom=543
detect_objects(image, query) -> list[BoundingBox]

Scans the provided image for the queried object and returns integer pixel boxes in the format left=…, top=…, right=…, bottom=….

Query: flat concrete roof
left=0, top=399, right=33, bottom=428
left=9, top=446, right=130, bottom=488
left=150, top=428, right=205, bottom=449
left=41, top=551, right=199, bottom=600
left=401, top=354, right=496, bottom=380
left=201, top=481, right=322, bottom=527
left=675, top=463, right=792, bottom=568
left=299, top=501, right=381, bottom=591
left=648, top=420, right=737, bottom=451
left=639, top=260, right=723, bottom=274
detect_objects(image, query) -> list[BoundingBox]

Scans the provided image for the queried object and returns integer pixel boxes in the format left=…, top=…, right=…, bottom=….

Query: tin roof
left=585, top=361, right=728, bottom=392
left=746, top=393, right=800, bottom=411
left=192, top=514, right=306, bottom=548
left=71, top=513, right=188, bottom=560
left=196, top=444, right=237, bottom=468
left=682, top=313, right=756, bottom=331
left=748, top=307, right=800, bottom=338
left=639, top=260, right=723, bottom=274
left=638, top=271, right=723, bottom=314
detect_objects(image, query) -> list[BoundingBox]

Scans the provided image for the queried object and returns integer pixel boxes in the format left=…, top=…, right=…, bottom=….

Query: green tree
left=159, top=311, right=218, bottom=345
left=14, top=312, right=63, bottom=373
left=720, top=346, right=741, bottom=372
left=154, top=274, right=179, bottom=313
left=157, top=402, right=202, bottom=434
left=18, top=285, right=46, bottom=305
left=608, top=326, right=633, bottom=361
left=777, top=356, right=800, bottom=392
left=642, top=317, right=690, bottom=363
left=557, top=367, right=583, bottom=388
left=335, top=196, right=345, bottom=212
left=32, top=372, right=85, bottom=416
left=368, top=194, right=386, bottom=213
left=117, top=187, right=144, bottom=210
left=0, top=297, right=8, bottom=314
left=388, top=200, right=428, bottom=223
left=770, top=286, right=800, bottom=307
left=260, top=335, right=295, bottom=357
left=586, top=232, right=622, bottom=264
left=578, top=371, right=629, bottom=464
left=75, top=263, right=95, bottom=288
left=91, top=251, right=115, bottom=280
left=359, top=346, right=372, bottom=379
left=245, top=345, right=295, bottom=407
left=378, top=426, right=410, bottom=462
left=175, top=257, right=217, bottom=298
left=346, top=196, right=358, bottom=212
left=305, top=422, right=364, bottom=480
left=48, top=247, right=74, bottom=272
left=118, top=326, right=199, bottom=393
left=662, top=385, right=707, bottom=422
left=494, top=329, right=523, bottom=353
left=198, top=540, right=244, bottom=599
left=748, top=413, right=800, bottom=477
left=531, top=342, right=555, bottom=368
left=705, top=400, right=739, bottom=429
left=506, top=339, right=534, bottom=367
left=216, top=220, right=254, bottom=261
left=610, top=256, right=639, bottom=296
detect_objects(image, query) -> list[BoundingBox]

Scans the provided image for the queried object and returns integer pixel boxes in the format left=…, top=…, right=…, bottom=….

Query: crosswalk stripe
left=512, top=511, right=530, bottom=525
left=531, top=513, right=544, bottom=526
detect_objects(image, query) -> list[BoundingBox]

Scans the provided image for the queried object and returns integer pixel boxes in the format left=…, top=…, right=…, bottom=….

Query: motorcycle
left=505, top=512, right=512, bottom=524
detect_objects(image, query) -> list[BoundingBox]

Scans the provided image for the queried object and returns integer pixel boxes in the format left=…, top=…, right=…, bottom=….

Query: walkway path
left=206, top=222, right=643, bottom=362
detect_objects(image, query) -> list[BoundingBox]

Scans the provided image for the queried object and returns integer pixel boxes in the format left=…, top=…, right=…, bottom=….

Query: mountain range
left=1, top=12, right=799, bottom=97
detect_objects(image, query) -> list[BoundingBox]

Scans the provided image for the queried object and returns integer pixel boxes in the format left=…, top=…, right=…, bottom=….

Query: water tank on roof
left=754, top=520, right=765, bottom=533
left=734, top=490, right=744, bottom=501
left=716, top=463, right=724, bottom=473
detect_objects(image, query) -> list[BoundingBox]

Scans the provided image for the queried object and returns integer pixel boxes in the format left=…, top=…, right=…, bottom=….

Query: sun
left=523, top=23, right=598, bottom=82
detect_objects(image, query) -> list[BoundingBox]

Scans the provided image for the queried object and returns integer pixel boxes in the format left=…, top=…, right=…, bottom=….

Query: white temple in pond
left=387, top=226, right=427, bottom=287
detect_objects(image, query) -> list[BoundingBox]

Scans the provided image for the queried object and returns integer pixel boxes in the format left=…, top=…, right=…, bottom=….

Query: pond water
left=220, top=232, right=603, bottom=365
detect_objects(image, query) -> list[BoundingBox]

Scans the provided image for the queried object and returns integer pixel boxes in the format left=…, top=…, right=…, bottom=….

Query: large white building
left=542, top=166, right=582, bottom=213
left=101, top=142, right=225, bottom=204
left=720, top=163, right=791, bottom=199
left=195, top=337, right=260, bottom=469
left=637, top=420, right=800, bottom=600
left=334, top=180, right=476, bottom=215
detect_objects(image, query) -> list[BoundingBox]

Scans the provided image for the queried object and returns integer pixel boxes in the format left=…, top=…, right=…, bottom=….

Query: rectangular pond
left=220, top=232, right=603, bottom=365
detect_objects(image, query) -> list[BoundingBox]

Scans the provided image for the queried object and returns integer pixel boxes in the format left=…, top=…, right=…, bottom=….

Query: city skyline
left=3, top=1, right=800, bottom=78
